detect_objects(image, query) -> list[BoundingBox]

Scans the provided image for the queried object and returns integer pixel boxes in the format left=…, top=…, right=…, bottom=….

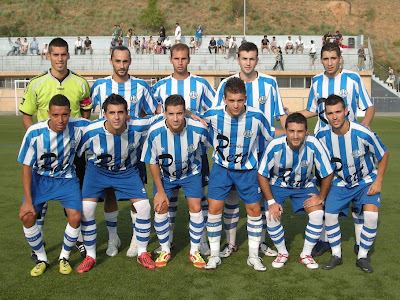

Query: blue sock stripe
left=273, top=236, right=285, bottom=244
left=83, top=240, right=96, bottom=246
left=223, top=212, right=240, bottom=219
left=159, top=237, right=169, bottom=244
left=31, top=242, right=44, bottom=251
left=329, top=240, right=341, bottom=247
left=224, top=203, right=239, bottom=209
left=208, top=231, right=222, bottom=237
left=325, top=223, right=340, bottom=231
left=269, top=229, right=284, bottom=239
left=305, top=228, right=321, bottom=236
left=136, top=236, right=150, bottom=242
left=63, top=244, right=73, bottom=251
left=26, top=232, right=42, bottom=243
left=224, top=222, right=238, bottom=230
left=363, top=226, right=377, bottom=234
left=64, top=233, right=78, bottom=243
left=267, top=224, right=282, bottom=232
left=247, top=222, right=263, bottom=229
left=154, top=218, right=169, bottom=227
left=305, top=235, right=319, bottom=243
left=190, top=237, right=201, bottom=243
left=307, top=222, right=323, bottom=230
left=82, top=229, right=96, bottom=236
left=106, top=221, right=117, bottom=227
left=189, top=220, right=204, bottom=228
left=135, top=218, right=151, bottom=224
left=36, top=220, right=44, bottom=226
left=81, top=220, right=96, bottom=226
left=360, top=233, right=376, bottom=243
left=156, top=227, right=170, bottom=235
left=189, top=228, right=203, bottom=236
left=359, top=242, right=371, bottom=250
left=327, top=231, right=341, bottom=239
left=207, top=221, right=222, bottom=227
left=248, top=231, right=262, bottom=237
left=136, top=228, right=151, bottom=234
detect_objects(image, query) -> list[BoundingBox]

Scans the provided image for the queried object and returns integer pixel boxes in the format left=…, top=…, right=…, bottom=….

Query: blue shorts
left=26, top=173, right=82, bottom=212
left=270, top=186, right=320, bottom=214
left=208, top=163, right=261, bottom=204
left=82, top=163, right=148, bottom=200
left=325, top=184, right=381, bottom=216
left=154, top=173, right=203, bottom=199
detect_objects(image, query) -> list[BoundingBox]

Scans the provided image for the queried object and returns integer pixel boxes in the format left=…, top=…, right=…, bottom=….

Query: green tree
left=139, top=0, right=165, bottom=32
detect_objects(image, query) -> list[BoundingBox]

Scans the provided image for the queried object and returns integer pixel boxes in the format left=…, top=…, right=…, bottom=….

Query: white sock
left=130, top=210, right=137, bottom=241
left=154, top=212, right=170, bottom=253
left=358, top=211, right=378, bottom=259
left=352, top=211, right=364, bottom=246
left=266, top=211, right=288, bottom=255
left=59, top=223, right=80, bottom=260
left=104, top=211, right=119, bottom=241
left=207, top=213, right=222, bottom=257
left=81, top=201, right=97, bottom=259
left=247, top=215, right=262, bottom=258
left=189, top=211, right=204, bottom=255
left=325, top=212, right=341, bottom=258
left=223, top=190, right=240, bottom=246
left=23, top=224, right=47, bottom=262
left=133, top=200, right=151, bottom=256
left=301, top=210, right=324, bottom=257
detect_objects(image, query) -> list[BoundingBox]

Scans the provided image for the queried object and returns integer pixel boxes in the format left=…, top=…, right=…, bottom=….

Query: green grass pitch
left=0, top=116, right=399, bottom=299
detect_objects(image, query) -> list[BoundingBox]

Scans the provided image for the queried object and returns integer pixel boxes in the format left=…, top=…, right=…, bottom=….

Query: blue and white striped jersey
left=316, top=121, right=387, bottom=188
left=214, top=72, right=285, bottom=127
left=202, top=105, right=275, bottom=170
left=17, top=118, right=90, bottom=178
left=152, top=74, right=216, bottom=114
left=91, top=76, right=158, bottom=118
left=258, top=135, right=334, bottom=188
left=141, top=118, right=209, bottom=181
left=306, top=69, right=373, bottom=132
left=78, top=115, right=161, bottom=171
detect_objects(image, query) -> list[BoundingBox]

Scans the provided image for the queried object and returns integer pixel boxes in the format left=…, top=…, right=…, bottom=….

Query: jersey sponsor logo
left=258, top=96, right=267, bottom=104
left=216, top=133, right=248, bottom=164
left=243, top=130, right=253, bottom=138
left=189, top=91, right=198, bottom=99
left=130, top=95, right=139, bottom=103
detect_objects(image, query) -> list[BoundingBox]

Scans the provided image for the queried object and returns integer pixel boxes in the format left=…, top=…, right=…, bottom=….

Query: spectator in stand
left=7, top=37, right=21, bottom=56
left=273, top=46, right=284, bottom=71
left=295, top=36, right=304, bottom=54
left=225, top=36, right=237, bottom=60
left=159, top=25, right=166, bottom=42
left=216, top=37, right=224, bottom=54
left=148, top=36, right=156, bottom=54
left=284, top=36, right=294, bottom=54
left=241, top=36, right=247, bottom=45
left=208, top=37, right=217, bottom=54
left=195, top=25, right=203, bottom=49
left=223, top=36, right=230, bottom=54
left=175, top=22, right=182, bottom=44
left=309, top=40, right=317, bottom=69
left=270, top=36, right=278, bottom=53
left=41, top=43, right=48, bottom=60
left=163, top=37, right=172, bottom=54
left=155, top=40, right=163, bottom=54
left=20, top=38, right=29, bottom=55
left=127, top=28, right=133, bottom=47
left=140, top=37, right=147, bottom=54
left=83, top=36, right=93, bottom=55
left=74, top=37, right=83, bottom=55
left=29, top=37, right=39, bottom=55
left=357, top=45, right=366, bottom=71
left=133, top=36, right=140, bottom=54
left=189, top=37, right=196, bottom=54
left=386, top=67, right=396, bottom=88
left=261, top=35, right=270, bottom=54
left=335, top=30, right=343, bottom=46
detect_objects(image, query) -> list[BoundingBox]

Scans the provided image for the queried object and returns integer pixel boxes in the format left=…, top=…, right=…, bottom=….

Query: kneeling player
left=141, top=94, right=209, bottom=268
left=76, top=94, right=160, bottom=272
left=258, top=113, right=334, bottom=269
left=316, top=95, right=388, bottom=273
left=18, top=95, right=89, bottom=276
left=202, top=77, right=275, bottom=271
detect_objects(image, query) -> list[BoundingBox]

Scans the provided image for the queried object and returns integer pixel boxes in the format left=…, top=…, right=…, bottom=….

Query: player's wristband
left=267, top=199, right=276, bottom=206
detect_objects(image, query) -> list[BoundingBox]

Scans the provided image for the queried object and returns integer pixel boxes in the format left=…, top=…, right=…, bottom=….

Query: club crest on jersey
left=259, top=96, right=267, bottom=104
left=189, top=91, right=198, bottom=99
left=352, top=150, right=362, bottom=158
left=243, top=130, right=253, bottom=138
left=338, top=89, right=348, bottom=97
left=130, top=95, right=139, bottom=103
left=187, top=144, right=196, bottom=153
left=300, top=160, right=309, bottom=167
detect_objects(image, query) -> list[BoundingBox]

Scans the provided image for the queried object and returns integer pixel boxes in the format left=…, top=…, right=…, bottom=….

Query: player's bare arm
left=304, top=173, right=333, bottom=208
left=258, top=173, right=282, bottom=221
left=19, top=164, right=36, bottom=220
left=361, top=106, right=375, bottom=128
left=149, top=164, right=169, bottom=212
left=368, top=151, right=389, bottom=195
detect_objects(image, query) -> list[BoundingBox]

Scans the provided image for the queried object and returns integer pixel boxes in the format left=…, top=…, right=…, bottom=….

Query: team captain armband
left=80, top=97, right=92, bottom=110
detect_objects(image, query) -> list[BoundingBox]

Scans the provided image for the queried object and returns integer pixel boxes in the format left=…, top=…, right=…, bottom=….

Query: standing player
left=258, top=113, right=334, bottom=269
left=152, top=43, right=216, bottom=255
left=203, top=77, right=275, bottom=271
left=141, top=95, right=209, bottom=268
left=90, top=45, right=160, bottom=258
left=19, top=37, right=91, bottom=259
left=18, top=95, right=89, bottom=276
left=214, top=42, right=285, bottom=258
left=300, top=42, right=375, bottom=257
left=76, top=94, right=161, bottom=272
left=316, top=95, right=388, bottom=273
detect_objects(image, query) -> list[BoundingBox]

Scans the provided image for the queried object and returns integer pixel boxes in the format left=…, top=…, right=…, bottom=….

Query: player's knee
left=66, top=210, right=81, bottom=227
left=245, top=204, right=261, bottom=217
left=20, top=213, right=36, bottom=227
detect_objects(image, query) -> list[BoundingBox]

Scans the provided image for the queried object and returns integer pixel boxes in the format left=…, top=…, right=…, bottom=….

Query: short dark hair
left=165, top=94, right=186, bottom=111
left=224, top=77, right=246, bottom=98
left=170, top=43, right=190, bottom=58
left=321, top=42, right=341, bottom=58
left=325, top=94, right=346, bottom=109
left=111, top=45, right=131, bottom=59
left=102, top=93, right=128, bottom=112
left=48, top=37, right=69, bottom=53
left=49, top=94, right=70, bottom=109
left=285, top=112, right=307, bottom=130
left=238, top=42, right=258, bottom=57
